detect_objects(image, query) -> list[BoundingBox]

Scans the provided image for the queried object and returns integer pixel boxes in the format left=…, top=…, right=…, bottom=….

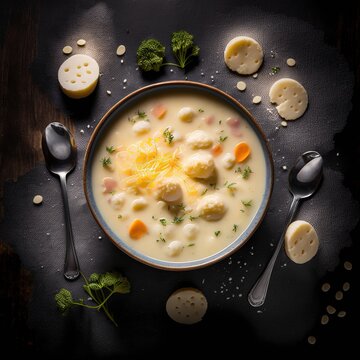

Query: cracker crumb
left=326, top=305, right=336, bottom=315
left=342, top=282, right=350, bottom=292
left=321, top=314, right=329, bottom=325
left=116, top=45, right=126, bottom=56
left=286, top=58, right=296, bottom=67
left=252, top=95, right=262, bottom=104
left=62, top=45, right=73, bottom=55
left=77, top=39, right=86, bottom=46
left=236, top=81, right=246, bottom=91
left=307, top=336, right=316, bottom=345
left=281, top=121, right=288, bottom=127
left=33, top=195, right=43, bottom=205
left=335, top=291, right=343, bottom=301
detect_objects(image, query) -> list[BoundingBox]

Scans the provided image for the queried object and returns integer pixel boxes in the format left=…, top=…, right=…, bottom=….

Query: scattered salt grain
left=123, top=79, right=127, bottom=84
left=252, top=73, right=258, bottom=79
left=170, top=69, right=174, bottom=73
left=121, top=59, right=124, bottom=64
left=98, top=236, right=102, bottom=240
left=33, top=195, right=43, bottom=205
left=286, top=58, right=296, bottom=67
left=77, top=39, right=86, bottom=47
left=116, top=45, right=126, bottom=56
left=80, top=129, right=84, bottom=134
left=62, top=45, right=73, bottom=55
left=106, top=90, right=112, bottom=95
left=282, top=165, right=288, bottom=171
left=281, top=121, right=288, bottom=127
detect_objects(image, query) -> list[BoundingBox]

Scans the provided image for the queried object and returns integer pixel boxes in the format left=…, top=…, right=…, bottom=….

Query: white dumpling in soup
left=197, top=194, right=227, bottom=221
left=186, top=130, right=213, bottom=149
left=154, top=177, right=183, bottom=203
left=183, top=152, right=215, bottom=179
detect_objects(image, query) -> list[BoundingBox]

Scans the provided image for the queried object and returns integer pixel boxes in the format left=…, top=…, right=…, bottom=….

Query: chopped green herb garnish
left=270, top=66, right=280, bottom=74
left=225, top=182, right=236, bottom=189
left=218, top=120, right=222, bottom=125
left=157, top=233, right=166, bottom=242
left=159, top=218, right=167, bottom=226
left=235, top=166, right=242, bottom=173
left=201, top=188, right=208, bottom=196
left=214, top=230, right=221, bottom=237
left=176, top=203, right=186, bottom=211
left=163, top=127, right=174, bottom=144
left=219, top=135, right=228, bottom=143
left=117, top=214, right=122, bottom=219
left=241, top=200, right=252, bottom=207
left=106, top=146, right=116, bottom=154
left=240, top=209, right=245, bottom=213
left=172, top=216, right=185, bottom=224
left=189, top=215, right=199, bottom=221
left=137, top=110, right=147, bottom=118
left=242, top=166, right=253, bottom=179
left=54, top=271, right=130, bottom=327
left=101, top=157, right=112, bottom=167
left=210, top=183, right=219, bottom=190
left=188, top=243, right=195, bottom=247
left=232, top=224, right=238, bottom=232
left=198, top=108, right=204, bottom=113
left=152, top=215, right=157, bottom=220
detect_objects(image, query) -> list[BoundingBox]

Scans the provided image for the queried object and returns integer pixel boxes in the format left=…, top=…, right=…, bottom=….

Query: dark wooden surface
left=1, top=0, right=359, bottom=356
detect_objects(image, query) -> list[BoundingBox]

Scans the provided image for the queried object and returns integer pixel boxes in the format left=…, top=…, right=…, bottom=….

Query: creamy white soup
left=91, top=89, right=267, bottom=262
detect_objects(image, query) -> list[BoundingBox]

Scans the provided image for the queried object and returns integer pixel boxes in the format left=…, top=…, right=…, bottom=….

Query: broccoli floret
left=171, top=30, right=200, bottom=69
left=55, top=288, right=74, bottom=313
left=136, top=39, right=165, bottom=72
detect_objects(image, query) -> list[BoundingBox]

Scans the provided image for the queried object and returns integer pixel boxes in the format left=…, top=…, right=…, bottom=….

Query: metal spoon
left=42, top=122, right=80, bottom=280
left=248, top=151, right=323, bottom=307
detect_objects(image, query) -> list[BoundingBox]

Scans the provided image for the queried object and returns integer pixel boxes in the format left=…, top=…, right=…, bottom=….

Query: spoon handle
left=59, top=173, right=80, bottom=280
left=248, top=196, right=300, bottom=307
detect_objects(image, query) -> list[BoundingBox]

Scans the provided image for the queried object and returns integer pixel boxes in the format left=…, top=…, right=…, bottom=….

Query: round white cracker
left=269, top=78, right=308, bottom=120
left=166, top=287, right=208, bottom=324
left=285, top=220, right=319, bottom=264
left=224, top=36, right=263, bottom=75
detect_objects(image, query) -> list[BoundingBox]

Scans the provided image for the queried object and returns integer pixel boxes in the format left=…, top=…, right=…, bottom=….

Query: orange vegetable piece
left=234, top=142, right=251, bottom=162
left=129, top=219, right=148, bottom=239
left=211, top=143, right=223, bottom=157
left=151, top=104, right=167, bottom=119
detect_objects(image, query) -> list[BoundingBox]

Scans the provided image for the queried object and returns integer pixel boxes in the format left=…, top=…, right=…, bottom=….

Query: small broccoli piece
left=136, top=39, right=166, bottom=71
left=55, top=288, right=74, bottom=313
left=171, top=30, right=200, bottom=69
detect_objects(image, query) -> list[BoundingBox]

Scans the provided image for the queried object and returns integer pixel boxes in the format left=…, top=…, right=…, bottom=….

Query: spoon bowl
left=248, top=150, right=323, bottom=307
left=42, top=122, right=80, bottom=280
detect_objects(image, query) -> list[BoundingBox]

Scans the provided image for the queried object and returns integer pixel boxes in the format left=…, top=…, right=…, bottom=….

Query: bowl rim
left=83, top=80, right=274, bottom=271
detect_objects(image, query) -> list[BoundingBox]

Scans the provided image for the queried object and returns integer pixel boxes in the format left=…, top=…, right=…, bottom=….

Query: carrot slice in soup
left=152, top=104, right=167, bottom=119
left=129, top=219, right=148, bottom=239
left=234, top=142, right=250, bottom=162
left=211, top=143, right=223, bottom=157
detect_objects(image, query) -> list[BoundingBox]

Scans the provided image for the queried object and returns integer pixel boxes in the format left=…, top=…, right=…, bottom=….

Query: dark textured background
left=1, top=0, right=359, bottom=358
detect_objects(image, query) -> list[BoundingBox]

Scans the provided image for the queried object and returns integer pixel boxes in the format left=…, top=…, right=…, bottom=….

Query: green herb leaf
left=157, top=233, right=166, bottom=242
left=219, top=135, right=228, bottom=143
left=137, top=110, right=147, bottom=118
left=214, top=230, right=221, bottom=237
left=241, top=200, right=252, bottom=207
left=233, top=224, right=238, bottom=232
left=189, top=215, right=199, bottom=221
left=270, top=66, right=280, bottom=74
left=235, top=166, right=242, bottom=173
left=201, top=188, right=208, bottom=196
left=106, top=146, right=115, bottom=154
left=198, top=108, right=204, bottom=113
left=101, top=157, right=112, bottom=167
left=172, top=216, right=185, bottom=224
left=188, top=243, right=195, bottom=247
left=242, top=166, right=253, bottom=179
left=117, top=214, right=122, bottom=219
left=163, top=127, right=174, bottom=144
left=159, top=218, right=167, bottom=226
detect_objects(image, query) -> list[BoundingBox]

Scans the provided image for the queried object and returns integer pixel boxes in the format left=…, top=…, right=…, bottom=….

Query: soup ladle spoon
left=42, top=122, right=80, bottom=280
left=248, top=150, right=323, bottom=307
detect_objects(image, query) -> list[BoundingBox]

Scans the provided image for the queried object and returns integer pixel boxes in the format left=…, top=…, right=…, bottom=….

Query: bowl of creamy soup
left=84, top=81, right=273, bottom=270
